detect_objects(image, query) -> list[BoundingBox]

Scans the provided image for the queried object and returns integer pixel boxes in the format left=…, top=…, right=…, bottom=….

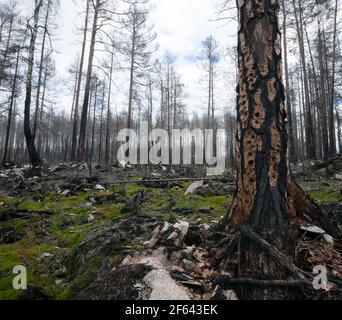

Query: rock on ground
left=185, top=181, right=204, bottom=195
left=143, top=269, right=192, bottom=300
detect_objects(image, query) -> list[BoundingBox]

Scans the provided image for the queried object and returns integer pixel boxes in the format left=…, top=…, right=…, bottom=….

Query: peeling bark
left=228, top=0, right=340, bottom=300
left=231, top=0, right=290, bottom=238
left=228, top=0, right=299, bottom=300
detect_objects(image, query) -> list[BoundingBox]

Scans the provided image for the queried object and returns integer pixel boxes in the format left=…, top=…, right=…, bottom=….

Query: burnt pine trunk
left=329, top=0, right=338, bottom=157
left=230, top=0, right=294, bottom=299
left=104, top=48, right=114, bottom=165
left=77, top=0, right=100, bottom=162
left=2, top=44, right=20, bottom=164
left=281, top=0, right=296, bottom=164
left=37, top=62, right=48, bottom=154
left=33, top=0, right=51, bottom=141
left=24, top=0, right=43, bottom=167
left=98, top=86, right=105, bottom=164
left=317, top=22, right=329, bottom=178
left=127, top=25, right=136, bottom=130
left=305, top=27, right=321, bottom=159
left=228, top=0, right=340, bottom=300
left=0, top=13, right=13, bottom=87
left=292, top=0, right=316, bottom=160
left=68, top=63, right=79, bottom=154
left=70, top=0, right=90, bottom=162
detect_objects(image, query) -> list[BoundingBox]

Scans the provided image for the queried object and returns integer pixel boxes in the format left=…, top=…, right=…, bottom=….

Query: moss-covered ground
left=0, top=176, right=340, bottom=300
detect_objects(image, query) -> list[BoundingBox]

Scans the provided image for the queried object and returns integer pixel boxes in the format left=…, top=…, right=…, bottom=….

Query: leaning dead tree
left=225, top=0, right=340, bottom=300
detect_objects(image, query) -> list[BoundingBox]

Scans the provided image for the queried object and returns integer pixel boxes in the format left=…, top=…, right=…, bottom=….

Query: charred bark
left=228, top=0, right=324, bottom=300
left=226, top=0, right=342, bottom=301
left=23, top=0, right=43, bottom=167
left=231, top=0, right=290, bottom=237
left=77, top=0, right=100, bottom=162
left=70, top=0, right=90, bottom=162
left=2, top=44, right=20, bottom=164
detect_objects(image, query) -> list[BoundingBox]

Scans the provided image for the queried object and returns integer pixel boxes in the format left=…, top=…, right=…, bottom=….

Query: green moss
left=18, top=200, right=44, bottom=211
left=0, top=177, right=235, bottom=300
left=0, top=195, right=10, bottom=206
left=0, top=246, right=23, bottom=300
left=138, top=186, right=230, bottom=223
left=55, top=288, right=72, bottom=300
left=309, top=187, right=342, bottom=203
left=96, top=204, right=125, bottom=220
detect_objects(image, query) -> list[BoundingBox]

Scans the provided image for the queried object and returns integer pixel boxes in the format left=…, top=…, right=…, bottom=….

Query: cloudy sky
left=46, top=0, right=238, bottom=116
left=11, top=0, right=238, bottom=117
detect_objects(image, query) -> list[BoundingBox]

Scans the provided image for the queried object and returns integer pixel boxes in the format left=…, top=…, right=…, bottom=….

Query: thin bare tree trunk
left=105, top=48, right=114, bottom=165
left=127, top=27, right=136, bottom=129
left=77, top=0, right=100, bottom=162
left=0, top=14, right=13, bottom=87
left=329, top=0, right=338, bottom=156
left=24, top=0, right=43, bottom=167
left=89, top=80, right=98, bottom=177
left=317, top=23, right=329, bottom=178
left=71, top=0, right=90, bottom=162
left=292, top=0, right=316, bottom=160
left=2, top=44, right=20, bottom=164
left=37, top=64, right=48, bottom=154
left=98, top=85, right=105, bottom=164
left=282, top=0, right=296, bottom=163
left=33, top=0, right=51, bottom=141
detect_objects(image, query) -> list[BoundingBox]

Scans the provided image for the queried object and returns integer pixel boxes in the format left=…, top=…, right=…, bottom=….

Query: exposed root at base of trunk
left=288, top=177, right=340, bottom=239
left=212, top=221, right=342, bottom=299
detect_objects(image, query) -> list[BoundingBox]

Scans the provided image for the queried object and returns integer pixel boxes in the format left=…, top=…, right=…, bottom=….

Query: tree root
left=212, top=232, right=241, bottom=268
left=239, top=225, right=309, bottom=279
left=288, top=178, right=340, bottom=239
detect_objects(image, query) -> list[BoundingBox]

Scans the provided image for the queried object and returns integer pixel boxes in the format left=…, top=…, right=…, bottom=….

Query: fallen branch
left=214, top=277, right=312, bottom=288
left=107, top=177, right=235, bottom=185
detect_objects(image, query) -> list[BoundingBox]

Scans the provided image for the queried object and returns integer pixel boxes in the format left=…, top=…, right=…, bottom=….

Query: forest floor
left=0, top=160, right=341, bottom=300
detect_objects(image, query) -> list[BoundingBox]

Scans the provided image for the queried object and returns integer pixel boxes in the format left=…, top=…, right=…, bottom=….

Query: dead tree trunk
left=0, top=13, right=13, bottom=88
left=70, top=0, right=90, bottom=162
left=292, top=0, right=316, bottom=160
left=227, top=0, right=339, bottom=300
left=2, top=44, right=20, bottom=164
left=77, top=0, right=100, bottom=162
left=24, top=0, right=43, bottom=167
left=281, top=0, right=296, bottom=164
left=98, top=84, right=105, bottom=164
left=104, top=47, right=114, bottom=165
left=127, top=27, right=136, bottom=130
left=37, top=62, right=48, bottom=154
left=33, top=0, right=51, bottom=142
left=317, top=22, right=329, bottom=178
left=329, top=0, right=338, bottom=157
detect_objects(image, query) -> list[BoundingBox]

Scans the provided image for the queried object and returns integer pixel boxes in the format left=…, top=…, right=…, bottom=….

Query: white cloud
left=45, top=0, right=238, bottom=116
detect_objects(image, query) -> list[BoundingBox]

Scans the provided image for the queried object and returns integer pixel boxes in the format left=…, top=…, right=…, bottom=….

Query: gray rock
left=335, top=174, right=342, bottom=181
left=185, top=181, right=204, bottom=195
left=323, top=234, right=334, bottom=245
left=300, top=225, right=326, bottom=235
left=223, top=290, right=239, bottom=300
left=143, top=269, right=192, bottom=300
left=180, top=259, right=197, bottom=273
left=166, top=221, right=190, bottom=247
